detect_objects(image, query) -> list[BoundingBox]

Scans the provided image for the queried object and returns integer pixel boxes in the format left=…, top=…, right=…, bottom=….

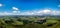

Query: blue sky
left=0, top=0, right=60, bottom=15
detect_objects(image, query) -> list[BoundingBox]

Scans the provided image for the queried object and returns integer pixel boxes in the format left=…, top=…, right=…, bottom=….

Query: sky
left=0, top=0, right=60, bottom=15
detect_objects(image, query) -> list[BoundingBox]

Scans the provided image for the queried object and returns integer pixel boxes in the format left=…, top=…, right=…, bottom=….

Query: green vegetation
left=0, top=16, right=60, bottom=28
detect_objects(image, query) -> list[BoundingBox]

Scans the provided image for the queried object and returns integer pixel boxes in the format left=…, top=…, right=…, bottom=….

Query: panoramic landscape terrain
left=0, top=0, right=60, bottom=28
left=0, top=15, right=60, bottom=28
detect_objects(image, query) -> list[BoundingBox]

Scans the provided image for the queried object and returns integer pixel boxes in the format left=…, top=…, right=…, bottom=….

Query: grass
left=0, top=16, right=60, bottom=28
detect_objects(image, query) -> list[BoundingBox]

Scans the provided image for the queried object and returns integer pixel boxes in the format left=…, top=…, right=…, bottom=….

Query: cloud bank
left=20, top=9, right=60, bottom=15
left=0, top=8, right=60, bottom=16
left=0, top=3, right=60, bottom=16
left=0, top=6, right=60, bottom=16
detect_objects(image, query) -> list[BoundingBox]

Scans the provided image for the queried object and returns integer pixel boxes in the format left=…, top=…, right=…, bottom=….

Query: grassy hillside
left=0, top=16, right=60, bottom=28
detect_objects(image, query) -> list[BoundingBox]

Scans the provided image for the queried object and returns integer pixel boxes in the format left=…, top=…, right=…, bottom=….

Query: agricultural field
left=0, top=15, right=60, bottom=28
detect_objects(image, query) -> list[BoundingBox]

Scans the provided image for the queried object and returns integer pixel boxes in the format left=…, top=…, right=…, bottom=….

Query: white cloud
left=12, top=7, right=19, bottom=11
left=13, top=11, right=17, bottom=13
left=12, top=7, right=20, bottom=15
left=51, top=11, right=60, bottom=15
left=12, top=11, right=20, bottom=15
left=0, top=6, right=20, bottom=15
left=20, top=9, right=60, bottom=15
left=20, top=12, right=34, bottom=15
left=0, top=12, right=12, bottom=15
left=0, top=8, right=60, bottom=16
left=43, top=9, right=51, bottom=14
left=0, top=4, right=3, bottom=7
